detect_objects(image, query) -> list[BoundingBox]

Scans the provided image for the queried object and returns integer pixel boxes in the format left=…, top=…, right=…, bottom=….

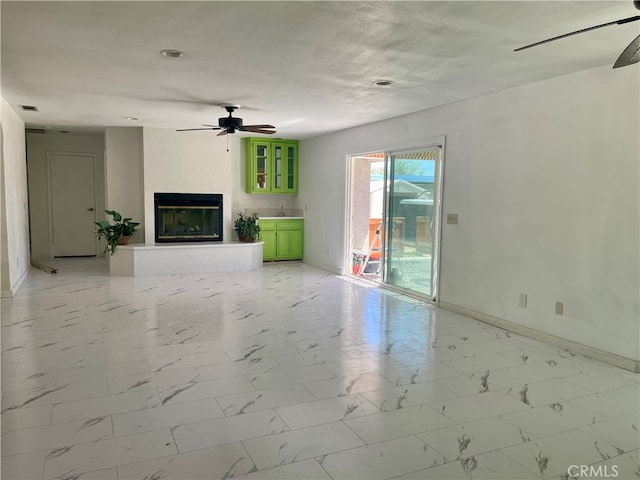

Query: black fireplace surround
left=154, top=193, right=223, bottom=243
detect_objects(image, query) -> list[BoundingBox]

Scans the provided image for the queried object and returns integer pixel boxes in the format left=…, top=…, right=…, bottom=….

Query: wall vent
left=25, top=127, right=47, bottom=134
left=20, top=105, right=39, bottom=111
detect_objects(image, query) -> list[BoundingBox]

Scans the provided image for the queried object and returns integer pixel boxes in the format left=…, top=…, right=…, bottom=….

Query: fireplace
left=154, top=193, right=223, bottom=243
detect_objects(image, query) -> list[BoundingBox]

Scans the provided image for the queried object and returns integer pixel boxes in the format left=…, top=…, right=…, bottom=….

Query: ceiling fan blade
left=613, top=33, right=640, bottom=68
left=202, top=124, right=222, bottom=129
left=242, top=127, right=276, bottom=134
left=241, top=124, right=276, bottom=129
left=176, top=127, right=219, bottom=131
left=514, top=15, right=640, bottom=52
left=217, top=129, right=229, bottom=136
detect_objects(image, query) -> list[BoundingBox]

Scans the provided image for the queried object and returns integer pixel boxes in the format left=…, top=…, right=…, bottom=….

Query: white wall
left=142, top=128, right=239, bottom=243
left=1, top=98, right=30, bottom=297
left=298, top=65, right=640, bottom=364
left=26, top=132, right=105, bottom=258
left=104, top=127, right=144, bottom=242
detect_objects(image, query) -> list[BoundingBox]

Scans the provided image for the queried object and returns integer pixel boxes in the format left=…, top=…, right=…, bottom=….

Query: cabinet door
left=259, top=220, right=276, bottom=260
left=272, top=141, right=298, bottom=194
left=289, top=228, right=303, bottom=258
left=275, top=220, right=303, bottom=260
left=272, top=143, right=284, bottom=192
left=276, top=229, right=291, bottom=259
left=285, top=143, right=298, bottom=193
left=260, top=230, right=277, bottom=260
left=247, top=140, right=271, bottom=193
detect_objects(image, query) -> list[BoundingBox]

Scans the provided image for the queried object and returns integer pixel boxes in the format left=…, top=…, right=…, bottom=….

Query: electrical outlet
left=519, top=293, right=527, bottom=308
left=446, top=213, right=458, bottom=225
left=555, top=301, right=564, bottom=315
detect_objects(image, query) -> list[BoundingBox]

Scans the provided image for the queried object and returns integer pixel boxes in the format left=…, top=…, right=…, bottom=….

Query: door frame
left=344, top=136, right=446, bottom=305
left=46, top=151, right=99, bottom=257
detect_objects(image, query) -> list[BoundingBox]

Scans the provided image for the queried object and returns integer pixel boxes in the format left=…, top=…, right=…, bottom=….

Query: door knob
left=87, top=207, right=94, bottom=211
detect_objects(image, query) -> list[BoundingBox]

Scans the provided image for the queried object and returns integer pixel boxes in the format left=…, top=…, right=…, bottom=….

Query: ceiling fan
left=515, top=1, right=640, bottom=69
left=177, top=105, right=276, bottom=136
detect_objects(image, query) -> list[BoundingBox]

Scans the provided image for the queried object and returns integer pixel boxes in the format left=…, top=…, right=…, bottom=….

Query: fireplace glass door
left=154, top=193, right=223, bottom=243
left=157, top=206, right=221, bottom=241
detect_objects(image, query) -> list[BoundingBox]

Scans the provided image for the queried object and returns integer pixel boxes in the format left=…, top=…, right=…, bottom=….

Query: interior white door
left=49, top=153, right=97, bottom=257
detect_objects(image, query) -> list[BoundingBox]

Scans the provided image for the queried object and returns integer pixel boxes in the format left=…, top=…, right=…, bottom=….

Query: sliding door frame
left=344, top=135, right=446, bottom=305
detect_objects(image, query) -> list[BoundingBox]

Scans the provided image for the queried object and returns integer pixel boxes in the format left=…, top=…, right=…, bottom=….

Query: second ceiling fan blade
left=243, top=127, right=276, bottom=134
left=176, top=127, right=220, bottom=131
left=242, top=124, right=276, bottom=129
left=613, top=33, right=640, bottom=68
left=515, top=15, right=640, bottom=51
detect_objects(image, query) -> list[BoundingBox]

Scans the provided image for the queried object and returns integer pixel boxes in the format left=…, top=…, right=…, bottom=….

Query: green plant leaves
left=234, top=211, right=260, bottom=239
left=94, top=210, right=139, bottom=255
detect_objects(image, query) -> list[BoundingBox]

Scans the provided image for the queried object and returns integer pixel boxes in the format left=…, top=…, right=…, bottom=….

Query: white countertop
left=248, top=207, right=304, bottom=218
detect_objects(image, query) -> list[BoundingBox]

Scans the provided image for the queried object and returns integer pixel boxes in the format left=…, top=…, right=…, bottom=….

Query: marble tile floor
left=1, top=258, right=638, bottom=480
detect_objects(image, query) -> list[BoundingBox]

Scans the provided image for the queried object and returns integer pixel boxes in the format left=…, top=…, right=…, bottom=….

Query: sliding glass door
left=383, top=147, right=442, bottom=300
left=346, top=143, right=443, bottom=302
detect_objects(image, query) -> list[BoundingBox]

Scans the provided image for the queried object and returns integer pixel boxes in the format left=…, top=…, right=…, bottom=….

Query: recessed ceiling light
left=373, top=80, right=394, bottom=86
left=161, top=49, right=185, bottom=58
left=125, top=116, right=138, bottom=121
left=20, top=105, right=39, bottom=111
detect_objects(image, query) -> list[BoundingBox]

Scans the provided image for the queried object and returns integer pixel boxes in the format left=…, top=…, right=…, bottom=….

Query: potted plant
left=352, top=251, right=364, bottom=275
left=234, top=211, right=260, bottom=243
left=94, top=209, right=140, bottom=255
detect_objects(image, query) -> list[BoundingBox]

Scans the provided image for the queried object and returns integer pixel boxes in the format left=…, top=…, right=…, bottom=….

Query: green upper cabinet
left=246, top=137, right=298, bottom=194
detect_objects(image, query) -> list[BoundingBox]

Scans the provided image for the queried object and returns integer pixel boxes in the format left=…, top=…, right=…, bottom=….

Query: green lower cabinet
left=259, top=221, right=277, bottom=260
left=288, top=228, right=303, bottom=258
left=259, top=219, right=303, bottom=261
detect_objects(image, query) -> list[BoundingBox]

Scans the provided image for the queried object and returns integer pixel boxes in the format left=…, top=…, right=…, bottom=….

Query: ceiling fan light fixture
left=160, top=49, right=185, bottom=59
left=373, top=79, right=394, bottom=86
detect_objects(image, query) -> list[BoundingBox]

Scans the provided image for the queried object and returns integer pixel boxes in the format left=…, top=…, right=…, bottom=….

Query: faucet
left=280, top=205, right=285, bottom=217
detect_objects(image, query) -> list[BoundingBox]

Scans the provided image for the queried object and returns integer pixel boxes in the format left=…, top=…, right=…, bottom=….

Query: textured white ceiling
left=2, top=1, right=638, bottom=138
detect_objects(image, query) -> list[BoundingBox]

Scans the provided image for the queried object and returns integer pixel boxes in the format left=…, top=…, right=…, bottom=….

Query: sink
left=250, top=208, right=303, bottom=218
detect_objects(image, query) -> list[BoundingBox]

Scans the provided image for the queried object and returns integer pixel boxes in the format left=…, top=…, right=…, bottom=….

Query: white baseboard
left=0, top=266, right=29, bottom=298
left=439, top=301, right=639, bottom=373
left=303, top=259, right=342, bottom=275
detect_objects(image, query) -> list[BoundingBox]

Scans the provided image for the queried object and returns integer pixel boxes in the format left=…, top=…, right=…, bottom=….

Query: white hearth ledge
left=109, top=242, right=264, bottom=276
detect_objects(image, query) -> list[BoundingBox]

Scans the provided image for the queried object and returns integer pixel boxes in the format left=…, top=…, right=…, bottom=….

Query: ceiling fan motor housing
left=219, top=116, right=243, bottom=129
